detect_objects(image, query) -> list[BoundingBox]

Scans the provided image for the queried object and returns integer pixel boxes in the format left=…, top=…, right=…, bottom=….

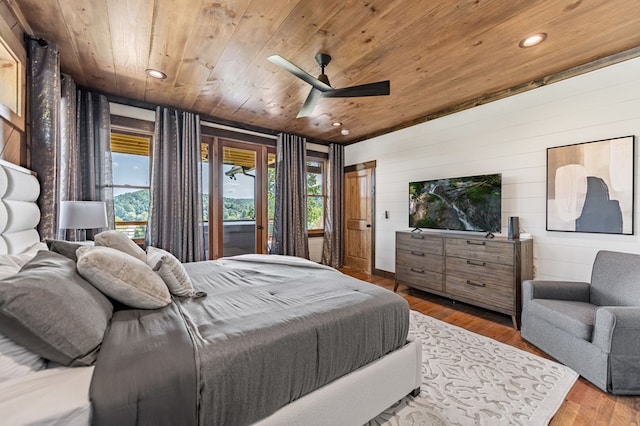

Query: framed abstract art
left=547, top=136, right=635, bottom=235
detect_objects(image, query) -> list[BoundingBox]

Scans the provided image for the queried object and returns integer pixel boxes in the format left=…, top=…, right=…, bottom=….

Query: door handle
left=366, top=224, right=371, bottom=228
left=256, top=225, right=264, bottom=230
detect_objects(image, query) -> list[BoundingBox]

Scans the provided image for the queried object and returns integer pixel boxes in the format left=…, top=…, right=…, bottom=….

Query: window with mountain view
left=111, top=132, right=151, bottom=242
left=307, top=158, right=326, bottom=234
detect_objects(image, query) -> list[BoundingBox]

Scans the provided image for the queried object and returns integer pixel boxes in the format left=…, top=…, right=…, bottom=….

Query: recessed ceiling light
left=519, top=33, right=547, bottom=48
left=341, top=129, right=349, bottom=136
left=146, top=68, right=167, bottom=79
left=332, top=121, right=342, bottom=127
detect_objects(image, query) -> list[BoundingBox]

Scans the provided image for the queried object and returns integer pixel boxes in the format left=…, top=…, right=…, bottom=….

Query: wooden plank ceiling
left=12, top=0, right=640, bottom=143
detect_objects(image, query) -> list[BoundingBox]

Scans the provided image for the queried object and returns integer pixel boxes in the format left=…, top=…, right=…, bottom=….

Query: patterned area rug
left=369, top=311, right=578, bottom=426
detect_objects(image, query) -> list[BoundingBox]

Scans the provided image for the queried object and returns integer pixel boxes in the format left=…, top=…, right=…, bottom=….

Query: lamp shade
left=59, top=201, right=108, bottom=229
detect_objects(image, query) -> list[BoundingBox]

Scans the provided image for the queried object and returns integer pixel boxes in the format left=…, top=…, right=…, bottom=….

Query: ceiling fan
left=267, top=53, right=390, bottom=118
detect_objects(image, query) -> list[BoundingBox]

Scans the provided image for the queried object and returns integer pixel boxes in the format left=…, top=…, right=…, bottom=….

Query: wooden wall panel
left=0, top=0, right=27, bottom=166
left=0, top=118, right=23, bottom=165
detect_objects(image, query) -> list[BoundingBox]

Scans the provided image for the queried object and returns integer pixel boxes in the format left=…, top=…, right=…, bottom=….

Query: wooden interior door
left=344, top=167, right=374, bottom=273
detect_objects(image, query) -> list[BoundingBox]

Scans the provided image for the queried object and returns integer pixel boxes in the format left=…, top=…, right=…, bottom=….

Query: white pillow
left=76, top=246, right=170, bottom=309
left=13, top=242, right=49, bottom=266
left=0, top=257, right=20, bottom=281
left=0, top=242, right=49, bottom=280
left=94, top=230, right=146, bottom=262
left=0, top=334, right=46, bottom=383
left=146, top=247, right=195, bottom=297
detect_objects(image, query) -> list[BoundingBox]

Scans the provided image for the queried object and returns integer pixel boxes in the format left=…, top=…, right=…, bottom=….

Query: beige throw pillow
left=94, top=230, right=146, bottom=262
left=76, top=246, right=170, bottom=309
left=146, top=246, right=195, bottom=297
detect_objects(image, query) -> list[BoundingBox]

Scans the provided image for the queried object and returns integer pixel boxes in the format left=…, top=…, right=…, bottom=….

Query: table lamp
left=59, top=201, right=108, bottom=241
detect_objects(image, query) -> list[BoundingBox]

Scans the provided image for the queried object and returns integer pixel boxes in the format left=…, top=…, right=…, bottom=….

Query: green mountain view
left=114, top=190, right=150, bottom=222
left=114, top=168, right=323, bottom=230
left=114, top=190, right=258, bottom=222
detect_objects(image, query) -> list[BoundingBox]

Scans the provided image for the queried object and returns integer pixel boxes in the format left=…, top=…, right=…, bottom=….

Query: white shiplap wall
left=345, top=56, right=640, bottom=282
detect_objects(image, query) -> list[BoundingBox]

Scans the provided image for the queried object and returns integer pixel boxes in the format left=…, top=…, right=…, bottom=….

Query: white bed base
left=0, top=335, right=421, bottom=426
left=255, top=334, right=422, bottom=426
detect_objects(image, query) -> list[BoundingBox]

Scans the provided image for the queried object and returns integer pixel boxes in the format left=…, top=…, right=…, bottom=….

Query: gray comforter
left=90, top=255, right=409, bottom=425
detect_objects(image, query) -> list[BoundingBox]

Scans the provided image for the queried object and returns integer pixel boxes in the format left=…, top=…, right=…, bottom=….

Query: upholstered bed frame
left=0, top=159, right=423, bottom=424
left=0, top=159, right=41, bottom=255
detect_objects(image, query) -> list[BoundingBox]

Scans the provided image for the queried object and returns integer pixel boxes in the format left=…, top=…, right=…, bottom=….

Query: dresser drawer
left=397, top=249, right=443, bottom=272
left=445, top=256, right=513, bottom=285
left=396, top=265, right=443, bottom=292
left=445, top=238, right=514, bottom=265
left=445, top=274, right=513, bottom=311
left=396, top=233, right=443, bottom=255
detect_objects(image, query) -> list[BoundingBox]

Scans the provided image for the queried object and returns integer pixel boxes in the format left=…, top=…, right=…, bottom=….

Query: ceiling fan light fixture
left=146, top=68, right=167, bottom=79
left=519, top=33, right=547, bottom=48
left=268, top=54, right=390, bottom=118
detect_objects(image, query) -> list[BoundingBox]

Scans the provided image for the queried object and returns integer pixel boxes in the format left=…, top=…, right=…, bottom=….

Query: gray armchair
left=521, top=250, right=640, bottom=394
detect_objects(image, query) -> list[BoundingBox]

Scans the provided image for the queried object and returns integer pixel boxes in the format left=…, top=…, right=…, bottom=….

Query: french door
left=202, top=136, right=275, bottom=259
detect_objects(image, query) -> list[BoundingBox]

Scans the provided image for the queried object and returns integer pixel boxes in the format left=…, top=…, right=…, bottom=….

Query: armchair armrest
left=522, top=280, right=590, bottom=302
left=592, top=307, right=640, bottom=354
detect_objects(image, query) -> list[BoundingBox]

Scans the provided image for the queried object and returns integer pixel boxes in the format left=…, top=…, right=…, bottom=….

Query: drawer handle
left=466, top=240, right=486, bottom=246
left=410, top=268, right=425, bottom=274
left=466, top=280, right=486, bottom=287
left=466, top=260, right=486, bottom=267
left=410, top=234, right=425, bottom=240
left=410, top=251, right=425, bottom=257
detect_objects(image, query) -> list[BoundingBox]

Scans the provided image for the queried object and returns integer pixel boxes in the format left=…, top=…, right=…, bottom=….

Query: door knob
left=366, top=224, right=371, bottom=228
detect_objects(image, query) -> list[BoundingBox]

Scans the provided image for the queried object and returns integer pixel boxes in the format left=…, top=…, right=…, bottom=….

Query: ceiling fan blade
left=267, top=55, right=333, bottom=92
left=322, top=80, right=390, bottom=98
left=297, top=88, right=322, bottom=118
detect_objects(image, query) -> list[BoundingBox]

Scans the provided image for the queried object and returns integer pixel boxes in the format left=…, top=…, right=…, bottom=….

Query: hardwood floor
left=341, top=269, right=640, bottom=426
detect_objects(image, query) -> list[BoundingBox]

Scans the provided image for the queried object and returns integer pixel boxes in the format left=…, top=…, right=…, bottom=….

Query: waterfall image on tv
left=409, top=173, right=502, bottom=232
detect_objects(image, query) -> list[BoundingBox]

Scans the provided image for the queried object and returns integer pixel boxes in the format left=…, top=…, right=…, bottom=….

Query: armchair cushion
left=590, top=251, right=640, bottom=306
left=592, top=307, right=640, bottom=354
left=527, top=299, right=597, bottom=341
left=522, top=280, right=590, bottom=302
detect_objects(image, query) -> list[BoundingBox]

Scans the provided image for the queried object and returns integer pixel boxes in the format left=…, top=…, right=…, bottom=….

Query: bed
left=0, top=159, right=422, bottom=425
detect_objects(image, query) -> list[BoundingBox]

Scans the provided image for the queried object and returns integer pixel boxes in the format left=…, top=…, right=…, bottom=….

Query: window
left=111, top=131, right=151, bottom=243
left=306, top=158, right=326, bottom=235
left=201, top=142, right=210, bottom=257
left=267, top=151, right=276, bottom=247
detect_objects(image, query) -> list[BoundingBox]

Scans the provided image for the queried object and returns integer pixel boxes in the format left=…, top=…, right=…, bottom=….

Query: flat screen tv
left=409, top=173, right=502, bottom=232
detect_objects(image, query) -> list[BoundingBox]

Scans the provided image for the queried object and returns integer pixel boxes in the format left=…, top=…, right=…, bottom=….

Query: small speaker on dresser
left=508, top=216, right=520, bottom=240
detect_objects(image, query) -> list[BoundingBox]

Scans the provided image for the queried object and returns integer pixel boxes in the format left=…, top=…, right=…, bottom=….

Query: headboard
left=0, top=160, right=41, bottom=254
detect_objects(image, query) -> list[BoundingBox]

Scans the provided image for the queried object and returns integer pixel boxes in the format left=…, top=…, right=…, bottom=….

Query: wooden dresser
left=395, top=230, right=533, bottom=328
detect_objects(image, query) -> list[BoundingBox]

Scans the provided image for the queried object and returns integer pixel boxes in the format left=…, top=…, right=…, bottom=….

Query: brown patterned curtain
left=271, top=133, right=309, bottom=258
left=27, top=37, right=60, bottom=240
left=321, top=143, right=344, bottom=267
left=59, top=75, right=80, bottom=206
left=29, top=37, right=113, bottom=241
left=146, top=107, right=205, bottom=262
